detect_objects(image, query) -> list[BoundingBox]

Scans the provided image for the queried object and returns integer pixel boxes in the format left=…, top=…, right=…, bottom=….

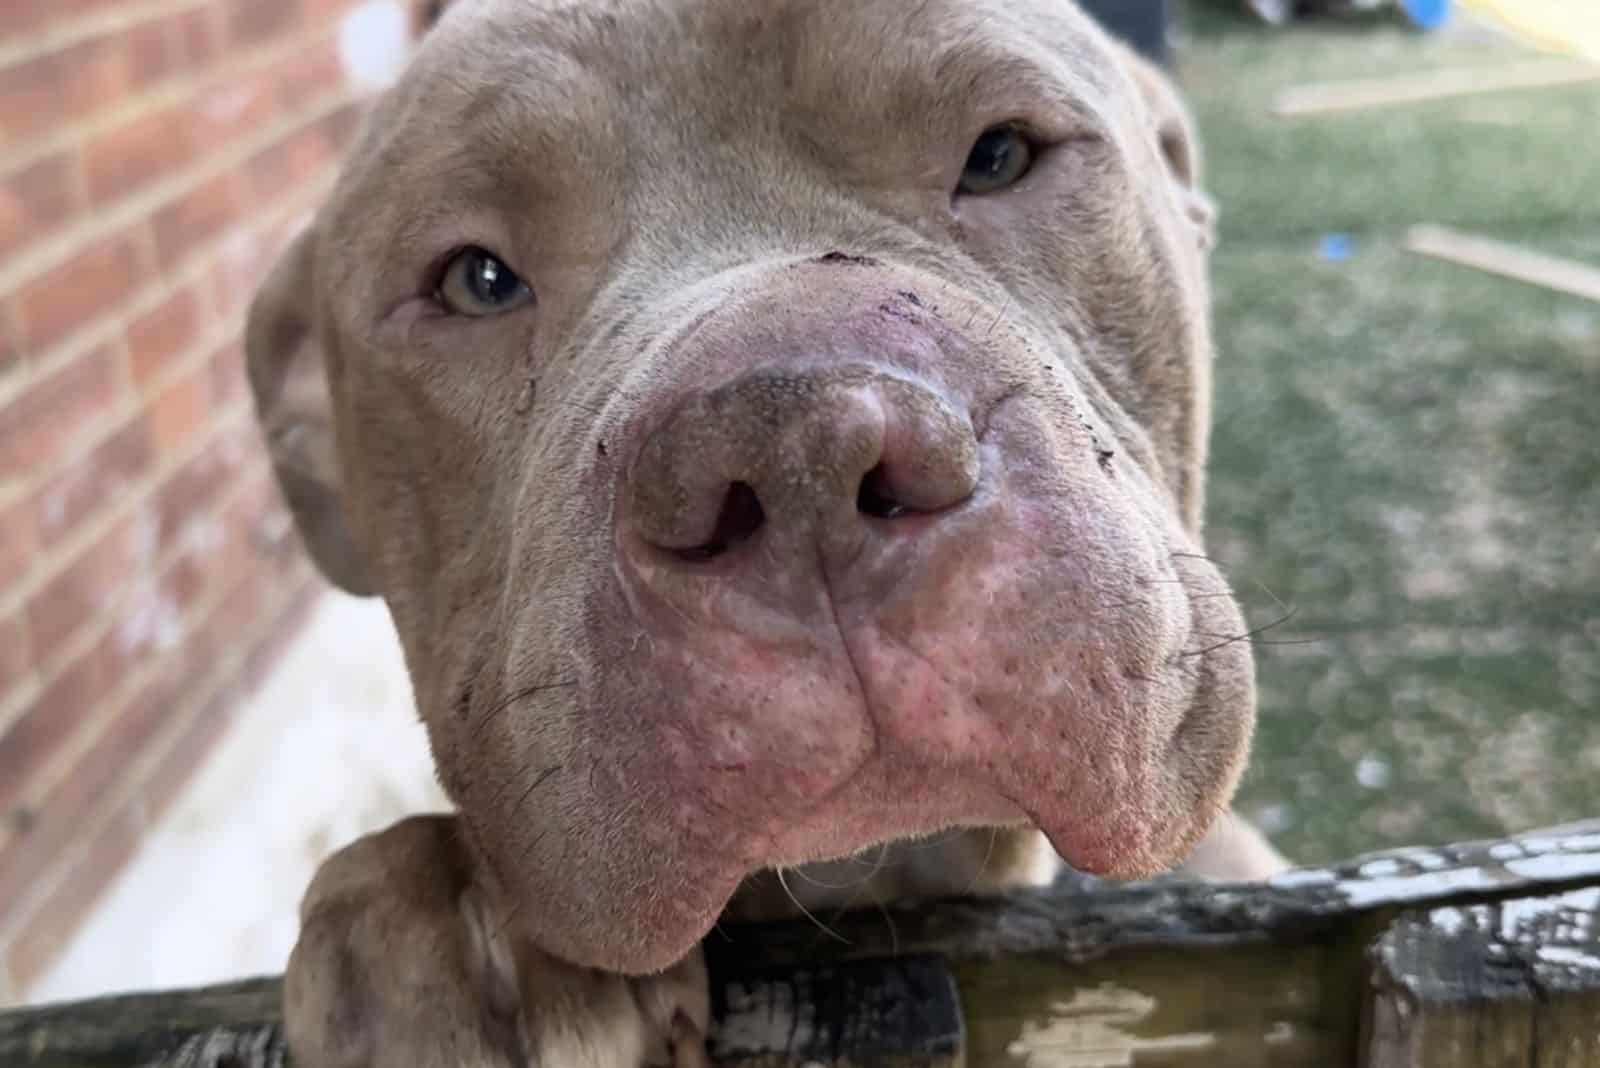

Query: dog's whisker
left=774, top=868, right=852, bottom=945
left=960, top=827, right=1000, bottom=896
left=872, top=898, right=901, bottom=957
left=789, top=865, right=874, bottom=891
left=513, top=763, right=563, bottom=811
left=984, top=292, right=1015, bottom=338
left=1246, top=575, right=1294, bottom=616
left=475, top=680, right=580, bottom=741
left=1179, top=606, right=1299, bottom=658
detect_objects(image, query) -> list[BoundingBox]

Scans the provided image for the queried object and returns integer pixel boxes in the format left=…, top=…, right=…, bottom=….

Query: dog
left=245, top=1, right=1287, bottom=1064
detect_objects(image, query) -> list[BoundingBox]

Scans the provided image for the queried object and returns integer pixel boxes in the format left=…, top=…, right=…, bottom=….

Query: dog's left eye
left=958, top=125, right=1035, bottom=195
left=436, top=247, right=533, bottom=317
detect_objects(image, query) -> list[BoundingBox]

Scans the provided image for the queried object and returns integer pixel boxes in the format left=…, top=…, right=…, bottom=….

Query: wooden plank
left=1405, top=225, right=1600, bottom=304
left=1272, top=59, right=1600, bottom=117
left=2, top=823, right=1598, bottom=1068
left=1363, top=886, right=1600, bottom=1068
left=712, top=955, right=962, bottom=1068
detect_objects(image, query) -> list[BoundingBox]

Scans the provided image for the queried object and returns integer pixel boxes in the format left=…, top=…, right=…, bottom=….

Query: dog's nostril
left=857, top=465, right=912, bottom=520
left=674, top=482, right=765, bottom=563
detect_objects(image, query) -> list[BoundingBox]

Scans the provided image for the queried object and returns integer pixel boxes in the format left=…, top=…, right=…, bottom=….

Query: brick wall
left=0, top=0, right=413, bottom=1000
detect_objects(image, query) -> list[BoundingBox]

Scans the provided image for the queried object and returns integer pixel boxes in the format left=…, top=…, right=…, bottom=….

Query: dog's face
left=248, top=0, right=1250, bottom=973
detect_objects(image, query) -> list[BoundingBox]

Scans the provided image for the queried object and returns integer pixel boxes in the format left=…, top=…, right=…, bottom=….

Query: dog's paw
left=284, top=815, right=710, bottom=1068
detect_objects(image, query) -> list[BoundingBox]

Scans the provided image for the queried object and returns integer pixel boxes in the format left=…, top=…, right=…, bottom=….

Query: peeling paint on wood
left=1365, top=884, right=1600, bottom=1067
left=3, top=824, right=1599, bottom=1068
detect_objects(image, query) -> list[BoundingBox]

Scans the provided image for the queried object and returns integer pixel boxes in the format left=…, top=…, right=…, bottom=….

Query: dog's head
left=248, top=0, right=1250, bottom=972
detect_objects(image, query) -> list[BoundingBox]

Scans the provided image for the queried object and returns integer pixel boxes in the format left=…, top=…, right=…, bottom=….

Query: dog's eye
left=958, top=125, right=1035, bottom=195
left=437, top=247, right=533, bottom=316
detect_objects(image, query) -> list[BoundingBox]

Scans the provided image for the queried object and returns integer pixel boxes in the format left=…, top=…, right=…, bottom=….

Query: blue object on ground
left=1318, top=233, right=1356, bottom=262
left=1398, top=0, right=1452, bottom=31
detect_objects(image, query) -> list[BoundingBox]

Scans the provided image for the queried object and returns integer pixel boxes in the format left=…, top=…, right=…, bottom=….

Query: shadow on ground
left=1177, top=8, right=1600, bottom=863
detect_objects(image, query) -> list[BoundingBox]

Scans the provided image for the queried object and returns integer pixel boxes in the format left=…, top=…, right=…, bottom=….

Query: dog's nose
left=627, top=367, right=978, bottom=570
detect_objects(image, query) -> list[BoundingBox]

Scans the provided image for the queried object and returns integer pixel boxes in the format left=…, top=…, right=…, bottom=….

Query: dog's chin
left=473, top=683, right=1240, bottom=976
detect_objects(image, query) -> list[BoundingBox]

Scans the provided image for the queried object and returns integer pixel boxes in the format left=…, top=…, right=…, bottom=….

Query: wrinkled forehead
left=403, top=0, right=1128, bottom=155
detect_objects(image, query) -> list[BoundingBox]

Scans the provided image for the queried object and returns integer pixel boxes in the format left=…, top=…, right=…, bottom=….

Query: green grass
left=1177, top=11, right=1600, bottom=862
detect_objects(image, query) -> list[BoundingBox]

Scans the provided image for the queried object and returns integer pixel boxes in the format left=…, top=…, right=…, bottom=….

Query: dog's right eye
left=436, top=247, right=533, bottom=317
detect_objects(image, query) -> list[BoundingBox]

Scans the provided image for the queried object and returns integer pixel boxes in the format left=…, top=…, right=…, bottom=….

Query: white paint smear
left=1269, top=868, right=1337, bottom=889
left=1505, top=853, right=1600, bottom=881
left=1338, top=867, right=1496, bottom=908
left=1538, top=946, right=1600, bottom=969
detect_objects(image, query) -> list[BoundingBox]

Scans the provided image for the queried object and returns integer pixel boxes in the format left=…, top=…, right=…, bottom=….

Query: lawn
left=1176, top=7, right=1600, bottom=863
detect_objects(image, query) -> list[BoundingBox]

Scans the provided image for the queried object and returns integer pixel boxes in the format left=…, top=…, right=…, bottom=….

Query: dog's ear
left=246, top=226, right=377, bottom=596
left=1109, top=43, right=1217, bottom=252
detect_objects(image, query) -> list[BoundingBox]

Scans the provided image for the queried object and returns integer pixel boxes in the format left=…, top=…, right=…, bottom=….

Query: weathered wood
left=0, top=978, right=285, bottom=1068
left=1363, top=886, right=1600, bottom=1068
left=3, top=824, right=1598, bottom=1068
left=1405, top=226, right=1600, bottom=304
left=712, top=955, right=962, bottom=1068
left=1272, top=59, right=1600, bottom=117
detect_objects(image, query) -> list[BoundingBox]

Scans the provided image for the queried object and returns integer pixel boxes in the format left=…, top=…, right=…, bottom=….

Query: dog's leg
left=1177, top=809, right=1291, bottom=880
left=286, top=816, right=710, bottom=1068
left=728, top=810, right=1289, bottom=925
left=726, top=827, right=1062, bottom=922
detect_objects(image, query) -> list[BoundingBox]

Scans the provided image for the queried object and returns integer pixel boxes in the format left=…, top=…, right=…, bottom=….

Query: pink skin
left=459, top=259, right=1250, bottom=973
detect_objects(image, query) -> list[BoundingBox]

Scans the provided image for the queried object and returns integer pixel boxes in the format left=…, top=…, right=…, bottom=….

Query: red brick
left=0, top=615, right=31, bottom=698
left=1, top=298, right=21, bottom=379
left=196, top=63, right=284, bottom=146
left=225, top=0, right=306, bottom=50
left=0, top=52, right=66, bottom=150
left=238, top=565, right=316, bottom=692
left=152, top=419, right=254, bottom=548
left=61, top=18, right=190, bottom=117
left=0, top=22, right=192, bottom=151
left=83, top=105, right=197, bottom=207
left=0, top=152, right=84, bottom=262
left=127, top=286, right=205, bottom=389
left=149, top=359, right=215, bottom=455
left=0, top=0, right=51, bottom=38
left=0, top=342, right=125, bottom=481
left=33, top=414, right=152, bottom=543
left=177, top=7, right=225, bottom=71
left=193, top=533, right=294, bottom=662
left=0, top=495, right=36, bottom=590
left=319, top=97, right=368, bottom=149
left=248, top=116, right=340, bottom=198
left=211, top=225, right=284, bottom=323
left=13, top=231, right=145, bottom=356
left=0, top=0, right=122, bottom=42
left=4, top=805, right=140, bottom=988
left=209, top=338, right=249, bottom=412
left=24, top=511, right=147, bottom=669
left=0, top=656, right=178, bottom=925
left=303, top=0, right=362, bottom=21
left=219, top=462, right=296, bottom=566
left=139, top=687, right=232, bottom=827
left=266, top=35, right=344, bottom=103
left=152, top=170, right=254, bottom=269
left=0, top=640, right=109, bottom=815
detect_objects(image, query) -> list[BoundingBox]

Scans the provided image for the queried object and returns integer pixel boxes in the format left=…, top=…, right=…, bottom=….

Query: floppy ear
left=1109, top=42, right=1217, bottom=252
left=246, top=226, right=378, bottom=596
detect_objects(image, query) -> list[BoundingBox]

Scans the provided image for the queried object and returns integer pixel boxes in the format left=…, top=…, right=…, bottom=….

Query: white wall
left=25, top=592, right=447, bottom=1005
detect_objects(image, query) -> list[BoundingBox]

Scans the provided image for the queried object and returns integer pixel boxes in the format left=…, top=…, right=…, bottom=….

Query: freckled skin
left=247, top=0, right=1285, bottom=1062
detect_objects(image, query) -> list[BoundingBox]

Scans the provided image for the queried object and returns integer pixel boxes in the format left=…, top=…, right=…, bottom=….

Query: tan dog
left=246, top=1, right=1286, bottom=1064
